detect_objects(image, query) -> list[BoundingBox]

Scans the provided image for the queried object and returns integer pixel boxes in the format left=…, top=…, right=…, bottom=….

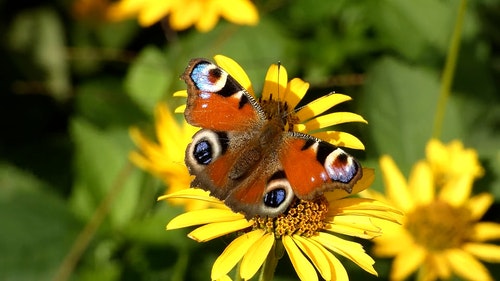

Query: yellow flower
left=129, top=103, right=208, bottom=210
left=426, top=138, right=484, bottom=186
left=369, top=141, right=500, bottom=281
left=162, top=169, right=402, bottom=281
left=164, top=55, right=402, bottom=280
left=106, top=0, right=259, bottom=31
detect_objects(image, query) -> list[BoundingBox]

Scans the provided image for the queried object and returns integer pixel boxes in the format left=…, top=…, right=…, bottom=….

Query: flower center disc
left=253, top=197, right=329, bottom=238
left=406, top=200, right=473, bottom=251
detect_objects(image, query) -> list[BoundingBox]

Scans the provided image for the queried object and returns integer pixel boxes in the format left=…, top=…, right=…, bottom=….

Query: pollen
left=406, top=200, right=474, bottom=251
left=253, top=196, right=329, bottom=238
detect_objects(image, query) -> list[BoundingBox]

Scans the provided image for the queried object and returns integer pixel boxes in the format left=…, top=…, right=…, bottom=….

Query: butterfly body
left=182, top=58, right=362, bottom=219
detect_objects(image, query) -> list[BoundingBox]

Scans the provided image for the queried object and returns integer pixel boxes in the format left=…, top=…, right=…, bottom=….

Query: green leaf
left=74, top=77, right=148, bottom=128
left=371, top=0, right=456, bottom=60
left=125, top=46, right=172, bottom=114
left=0, top=163, right=81, bottom=280
left=362, top=57, right=462, bottom=172
left=69, top=118, right=142, bottom=229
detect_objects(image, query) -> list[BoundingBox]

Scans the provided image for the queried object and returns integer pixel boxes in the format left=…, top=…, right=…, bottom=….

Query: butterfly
left=181, top=58, right=362, bottom=219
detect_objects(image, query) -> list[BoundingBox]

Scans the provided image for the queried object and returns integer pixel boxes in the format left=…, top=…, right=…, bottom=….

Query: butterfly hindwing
left=279, top=133, right=362, bottom=199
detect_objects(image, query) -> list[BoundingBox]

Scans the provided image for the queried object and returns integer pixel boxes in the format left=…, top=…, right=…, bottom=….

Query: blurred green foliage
left=1, top=0, right=499, bottom=280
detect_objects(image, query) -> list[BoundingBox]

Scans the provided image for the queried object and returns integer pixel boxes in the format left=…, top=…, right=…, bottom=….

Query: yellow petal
left=188, top=219, right=253, bottom=242
left=138, top=0, right=174, bottom=27
left=168, top=0, right=201, bottom=30
left=312, top=131, right=365, bottom=150
left=193, top=1, right=219, bottom=32
left=173, top=90, right=187, bottom=97
left=262, top=63, right=287, bottom=101
left=445, top=248, right=493, bottom=281
left=166, top=209, right=244, bottom=230
left=240, top=233, right=275, bottom=280
left=174, top=104, right=186, bottom=113
left=325, top=168, right=374, bottom=201
left=471, top=222, right=500, bottom=242
left=106, top=0, right=144, bottom=20
left=283, top=78, right=309, bottom=109
left=292, top=235, right=332, bottom=280
left=159, top=188, right=223, bottom=204
left=408, top=160, right=434, bottom=205
left=282, top=235, right=318, bottom=281
left=155, top=104, right=182, bottom=149
left=379, top=155, right=415, bottom=212
left=214, top=54, right=254, bottom=96
left=312, top=232, right=377, bottom=276
left=329, top=197, right=403, bottom=224
left=306, top=238, right=349, bottom=281
left=302, top=112, right=367, bottom=132
left=439, top=174, right=474, bottom=207
left=325, top=216, right=383, bottom=239
left=211, top=230, right=265, bottom=280
left=466, top=192, right=494, bottom=220
left=372, top=227, right=413, bottom=257
left=219, top=0, right=259, bottom=26
left=295, top=94, right=352, bottom=121
left=390, top=244, right=426, bottom=281
left=463, top=243, right=500, bottom=263
left=423, top=252, right=451, bottom=280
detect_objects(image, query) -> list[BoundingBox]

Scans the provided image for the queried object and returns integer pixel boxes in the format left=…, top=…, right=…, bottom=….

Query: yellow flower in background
left=129, top=103, right=207, bottom=210
left=368, top=140, right=500, bottom=281
left=107, top=0, right=259, bottom=31
left=162, top=169, right=402, bottom=281
left=426, top=138, right=484, bottom=186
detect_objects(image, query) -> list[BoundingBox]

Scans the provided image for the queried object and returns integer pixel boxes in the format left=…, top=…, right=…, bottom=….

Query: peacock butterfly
left=181, top=58, right=362, bottom=219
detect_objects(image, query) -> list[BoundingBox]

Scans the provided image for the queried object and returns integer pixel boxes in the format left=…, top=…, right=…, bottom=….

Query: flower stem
left=433, top=0, right=467, bottom=138
left=52, top=162, right=134, bottom=281
left=259, top=239, right=285, bottom=281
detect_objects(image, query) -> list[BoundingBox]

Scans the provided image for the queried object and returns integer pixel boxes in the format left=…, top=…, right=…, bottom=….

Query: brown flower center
left=253, top=196, right=329, bottom=238
left=258, top=98, right=299, bottom=131
left=406, top=200, right=474, bottom=251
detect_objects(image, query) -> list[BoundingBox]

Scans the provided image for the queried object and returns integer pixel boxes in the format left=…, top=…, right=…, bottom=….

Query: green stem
left=432, top=0, right=467, bottom=139
left=52, top=162, right=134, bottom=281
left=259, top=239, right=285, bottom=281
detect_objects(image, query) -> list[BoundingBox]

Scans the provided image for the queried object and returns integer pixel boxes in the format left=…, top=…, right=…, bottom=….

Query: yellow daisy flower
left=162, top=169, right=402, bottom=281
left=425, top=138, right=484, bottom=186
left=369, top=140, right=500, bottom=281
left=129, top=103, right=208, bottom=210
left=106, top=0, right=259, bottom=31
left=164, top=55, right=402, bottom=280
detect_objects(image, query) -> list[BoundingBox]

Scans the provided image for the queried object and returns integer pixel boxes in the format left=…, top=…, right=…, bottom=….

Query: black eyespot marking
left=209, top=67, right=223, bottom=79
left=336, top=152, right=348, bottom=164
left=193, top=139, right=213, bottom=165
left=263, top=188, right=287, bottom=208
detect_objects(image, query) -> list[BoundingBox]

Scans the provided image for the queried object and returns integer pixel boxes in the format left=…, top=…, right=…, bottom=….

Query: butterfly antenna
left=291, top=90, right=338, bottom=114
